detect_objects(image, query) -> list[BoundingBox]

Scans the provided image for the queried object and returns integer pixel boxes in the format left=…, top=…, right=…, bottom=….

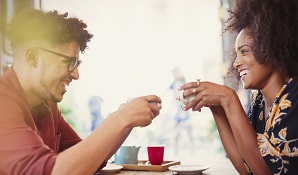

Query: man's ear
left=25, top=48, right=38, bottom=67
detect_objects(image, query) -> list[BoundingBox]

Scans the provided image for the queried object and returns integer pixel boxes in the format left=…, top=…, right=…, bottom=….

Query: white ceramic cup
left=179, top=90, right=196, bottom=107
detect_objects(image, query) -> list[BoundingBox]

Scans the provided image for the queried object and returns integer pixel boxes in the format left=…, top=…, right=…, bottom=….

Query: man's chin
left=50, top=94, right=63, bottom=103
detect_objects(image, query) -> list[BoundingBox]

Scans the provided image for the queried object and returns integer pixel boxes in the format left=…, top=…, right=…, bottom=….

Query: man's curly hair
left=224, top=0, right=298, bottom=90
left=6, top=8, right=93, bottom=53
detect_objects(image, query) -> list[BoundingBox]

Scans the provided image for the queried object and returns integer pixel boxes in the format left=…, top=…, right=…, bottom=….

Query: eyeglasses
left=36, top=47, right=81, bottom=72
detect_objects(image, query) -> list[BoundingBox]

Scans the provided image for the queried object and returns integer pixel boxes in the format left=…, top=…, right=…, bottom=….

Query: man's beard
left=40, top=72, right=61, bottom=103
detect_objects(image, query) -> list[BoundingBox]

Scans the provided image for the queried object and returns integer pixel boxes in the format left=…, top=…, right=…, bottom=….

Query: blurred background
left=1, top=0, right=249, bottom=161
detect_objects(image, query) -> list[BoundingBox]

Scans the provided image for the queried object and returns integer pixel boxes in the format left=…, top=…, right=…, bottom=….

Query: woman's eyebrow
left=237, top=44, right=251, bottom=51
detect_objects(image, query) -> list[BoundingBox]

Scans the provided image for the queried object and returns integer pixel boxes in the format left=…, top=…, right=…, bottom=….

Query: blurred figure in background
left=89, top=95, right=105, bottom=131
left=170, top=67, right=194, bottom=155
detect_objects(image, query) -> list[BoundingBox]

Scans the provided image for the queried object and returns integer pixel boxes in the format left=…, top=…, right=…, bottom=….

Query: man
left=0, top=8, right=162, bottom=175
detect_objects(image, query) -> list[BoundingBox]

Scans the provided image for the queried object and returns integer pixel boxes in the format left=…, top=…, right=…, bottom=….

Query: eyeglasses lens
left=69, top=59, right=81, bottom=72
left=69, top=59, right=77, bottom=72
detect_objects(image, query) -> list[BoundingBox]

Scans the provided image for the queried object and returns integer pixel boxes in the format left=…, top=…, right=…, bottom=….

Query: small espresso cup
left=147, top=145, right=164, bottom=165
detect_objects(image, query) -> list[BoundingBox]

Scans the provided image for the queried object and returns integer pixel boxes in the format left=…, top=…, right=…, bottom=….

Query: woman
left=179, top=0, right=298, bottom=174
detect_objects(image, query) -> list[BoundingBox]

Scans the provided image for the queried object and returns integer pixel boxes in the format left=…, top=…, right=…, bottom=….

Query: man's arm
left=51, top=95, right=162, bottom=175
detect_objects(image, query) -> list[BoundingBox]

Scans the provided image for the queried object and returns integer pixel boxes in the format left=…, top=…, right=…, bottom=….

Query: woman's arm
left=210, top=106, right=250, bottom=175
left=222, top=92, right=271, bottom=175
left=180, top=81, right=272, bottom=175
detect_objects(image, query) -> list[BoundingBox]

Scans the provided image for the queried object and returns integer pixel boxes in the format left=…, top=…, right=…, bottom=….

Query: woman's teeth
left=240, top=69, right=250, bottom=77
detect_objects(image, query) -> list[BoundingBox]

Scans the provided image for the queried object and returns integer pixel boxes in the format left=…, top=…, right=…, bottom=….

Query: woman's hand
left=179, top=81, right=235, bottom=112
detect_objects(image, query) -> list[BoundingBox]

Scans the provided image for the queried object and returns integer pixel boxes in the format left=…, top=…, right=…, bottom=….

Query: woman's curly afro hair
left=224, top=0, right=298, bottom=89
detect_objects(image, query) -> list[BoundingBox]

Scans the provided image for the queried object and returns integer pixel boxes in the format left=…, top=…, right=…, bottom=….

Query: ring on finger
left=196, top=79, right=201, bottom=86
left=192, top=89, right=196, bottom=94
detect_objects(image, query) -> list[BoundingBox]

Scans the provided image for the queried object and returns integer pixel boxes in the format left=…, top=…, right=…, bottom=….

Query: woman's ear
left=25, top=48, right=38, bottom=67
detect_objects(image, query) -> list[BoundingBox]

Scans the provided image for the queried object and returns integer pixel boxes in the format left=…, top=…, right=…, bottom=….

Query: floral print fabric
left=247, top=76, right=298, bottom=175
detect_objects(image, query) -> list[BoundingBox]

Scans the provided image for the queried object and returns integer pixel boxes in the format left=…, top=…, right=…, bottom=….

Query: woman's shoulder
left=282, top=76, right=298, bottom=98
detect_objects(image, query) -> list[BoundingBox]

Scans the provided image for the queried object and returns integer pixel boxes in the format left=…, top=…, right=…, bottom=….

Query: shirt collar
left=3, top=67, right=50, bottom=119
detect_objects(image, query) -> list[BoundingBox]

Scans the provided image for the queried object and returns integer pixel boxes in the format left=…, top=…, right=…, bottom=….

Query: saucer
left=96, top=164, right=123, bottom=174
left=168, top=165, right=210, bottom=174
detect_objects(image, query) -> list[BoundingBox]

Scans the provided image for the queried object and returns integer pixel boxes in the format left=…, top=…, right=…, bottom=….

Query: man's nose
left=70, top=67, right=79, bottom=80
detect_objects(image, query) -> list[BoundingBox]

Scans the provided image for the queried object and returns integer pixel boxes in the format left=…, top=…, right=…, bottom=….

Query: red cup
left=147, top=145, right=164, bottom=165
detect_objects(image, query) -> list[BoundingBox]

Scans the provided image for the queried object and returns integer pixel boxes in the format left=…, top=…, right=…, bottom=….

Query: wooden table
left=111, top=152, right=238, bottom=175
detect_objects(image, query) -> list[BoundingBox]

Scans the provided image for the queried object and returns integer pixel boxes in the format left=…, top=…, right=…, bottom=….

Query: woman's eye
left=241, top=50, right=249, bottom=54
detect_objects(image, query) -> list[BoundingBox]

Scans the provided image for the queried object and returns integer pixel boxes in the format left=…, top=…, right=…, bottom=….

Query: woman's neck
left=261, top=73, right=290, bottom=119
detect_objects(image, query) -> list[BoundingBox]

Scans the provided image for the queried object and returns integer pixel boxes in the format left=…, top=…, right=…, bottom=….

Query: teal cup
left=114, top=145, right=140, bottom=164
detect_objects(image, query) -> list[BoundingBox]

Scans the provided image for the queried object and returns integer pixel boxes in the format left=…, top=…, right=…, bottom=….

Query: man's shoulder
left=0, top=75, right=8, bottom=89
left=0, top=84, right=18, bottom=103
left=0, top=68, right=19, bottom=95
